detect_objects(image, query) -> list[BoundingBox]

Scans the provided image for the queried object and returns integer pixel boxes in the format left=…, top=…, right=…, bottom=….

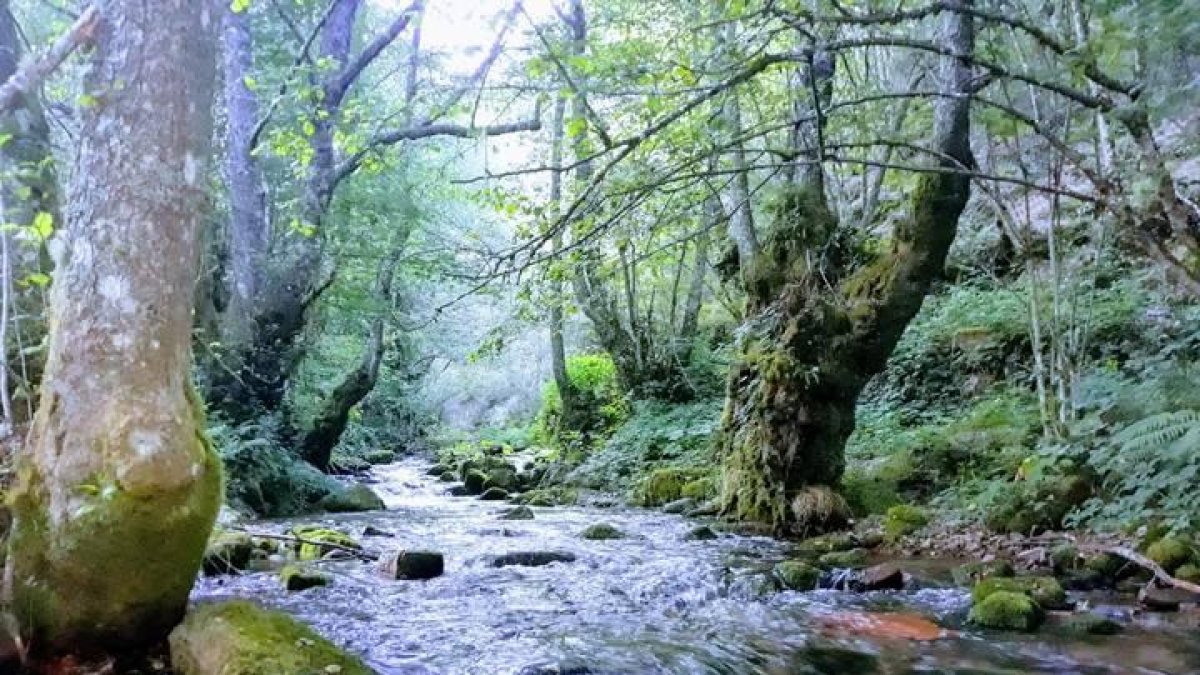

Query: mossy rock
left=463, top=469, right=488, bottom=495
left=169, top=600, right=372, bottom=675
left=291, top=526, right=362, bottom=561
left=983, top=475, right=1091, bottom=535
left=633, top=468, right=701, bottom=507
left=883, top=505, right=928, bottom=541
left=1174, top=563, right=1200, bottom=583
left=818, top=548, right=868, bottom=568
left=513, top=487, right=578, bottom=507
left=774, top=561, right=821, bottom=591
left=381, top=550, right=444, bottom=580
left=581, top=523, right=624, bottom=540
left=1083, top=552, right=1127, bottom=581
left=681, top=477, right=718, bottom=501
left=279, top=565, right=330, bottom=592
left=951, top=559, right=1015, bottom=586
left=203, top=532, right=254, bottom=576
left=973, top=576, right=1069, bottom=610
left=483, top=466, right=521, bottom=492
left=319, top=484, right=385, bottom=513
left=499, top=505, right=535, bottom=521
left=1145, top=537, right=1196, bottom=574
left=362, top=449, right=396, bottom=465
left=968, top=591, right=1044, bottom=631
left=683, top=525, right=718, bottom=541
left=438, top=471, right=457, bottom=482
left=662, top=498, right=699, bottom=514
left=1049, top=544, right=1080, bottom=573
left=796, top=532, right=857, bottom=555
left=789, top=486, right=851, bottom=535
left=479, top=487, right=510, bottom=501
left=426, top=464, right=451, bottom=476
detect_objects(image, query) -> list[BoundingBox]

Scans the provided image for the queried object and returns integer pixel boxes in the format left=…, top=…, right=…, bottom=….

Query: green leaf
left=22, top=272, right=51, bottom=288
left=231, top=0, right=251, bottom=13
left=31, top=211, right=54, bottom=240
left=565, top=117, right=588, bottom=138
left=242, top=75, right=257, bottom=91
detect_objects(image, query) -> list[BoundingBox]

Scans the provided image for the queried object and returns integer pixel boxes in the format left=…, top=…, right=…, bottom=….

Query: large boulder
left=774, top=561, right=821, bottom=591
left=381, top=550, right=445, bottom=580
left=580, top=523, right=624, bottom=540
left=972, top=575, right=1069, bottom=611
left=968, top=591, right=1044, bottom=631
left=169, top=601, right=372, bottom=675
left=479, top=487, right=510, bottom=501
left=463, top=469, right=488, bottom=495
left=319, top=484, right=385, bottom=513
left=202, top=532, right=254, bottom=576
left=499, top=506, right=535, bottom=521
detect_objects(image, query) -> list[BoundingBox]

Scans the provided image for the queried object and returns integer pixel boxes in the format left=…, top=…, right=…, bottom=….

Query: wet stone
left=488, top=551, right=577, bottom=567
left=683, top=525, right=719, bottom=541
left=499, top=506, right=535, bottom=520
left=382, top=550, right=445, bottom=580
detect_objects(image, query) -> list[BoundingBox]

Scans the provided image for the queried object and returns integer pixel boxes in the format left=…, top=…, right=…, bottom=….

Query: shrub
left=534, top=353, right=628, bottom=445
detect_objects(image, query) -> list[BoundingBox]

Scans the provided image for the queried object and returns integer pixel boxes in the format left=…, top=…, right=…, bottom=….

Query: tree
left=717, top=3, right=976, bottom=533
left=4, top=0, right=221, bottom=654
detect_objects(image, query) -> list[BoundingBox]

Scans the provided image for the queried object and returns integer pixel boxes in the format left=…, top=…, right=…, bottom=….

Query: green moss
left=169, top=600, right=371, bottom=675
left=774, top=560, right=821, bottom=591
left=883, top=504, right=928, bottom=541
left=1145, top=537, right=1195, bottom=573
left=1083, top=552, right=1127, bottom=580
left=818, top=549, right=868, bottom=568
left=6, top=385, right=223, bottom=652
left=291, top=526, right=361, bottom=561
left=513, top=487, right=578, bottom=506
left=972, top=576, right=1068, bottom=610
left=463, top=469, right=487, bottom=495
left=796, top=532, right=857, bottom=554
left=1062, top=613, right=1122, bottom=636
left=580, top=523, right=624, bottom=540
left=840, top=471, right=901, bottom=517
left=279, top=565, right=330, bottom=591
left=968, top=591, right=1044, bottom=631
left=681, top=476, right=718, bottom=500
left=1174, top=563, right=1200, bottom=583
left=633, top=468, right=701, bottom=507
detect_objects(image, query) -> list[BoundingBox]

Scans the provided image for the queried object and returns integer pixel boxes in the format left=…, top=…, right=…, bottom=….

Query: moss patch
left=1146, top=537, right=1195, bottom=573
left=968, top=591, right=1044, bottom=631
left=633, top=468, right=701, bottom=507
left=774, top=561, right=821, bottom=590
left=883, top=504, right=928, bottom=541
left=169, top=601, right=371, bottom=675
left=972, top=576, right=1068, bottom=610
left=580, top=523, right=624, bottom=540
left=291, top=526, right=361, bottom=561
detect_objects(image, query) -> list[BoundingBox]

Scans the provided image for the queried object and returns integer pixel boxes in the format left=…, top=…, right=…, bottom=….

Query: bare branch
left=0, top=4, right=97, bottom=116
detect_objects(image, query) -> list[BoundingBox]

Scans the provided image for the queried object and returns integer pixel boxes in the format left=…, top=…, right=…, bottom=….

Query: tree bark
left=4, top=0, right=221, bottom=655
left=0, top=0, right=59, bottom=430
left=718, top=2, right=975, bottom=534
left=547, top=94, right=575, bottom=419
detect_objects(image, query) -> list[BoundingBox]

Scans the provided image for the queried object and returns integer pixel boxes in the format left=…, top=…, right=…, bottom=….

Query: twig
left=0, top=5, right=98, bottom=116
left=1083, top=545, right=1200, bottom=595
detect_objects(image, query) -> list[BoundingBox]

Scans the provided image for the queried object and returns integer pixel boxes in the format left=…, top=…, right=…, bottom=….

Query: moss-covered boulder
left=681, top=477, right=718, bottom=501
left=499, top=505, right=535, bottom=520
left=581, top=523, right=624, bottom=540
left=662, top=498, right=699, bottom=514
left=279, top=565, right=330, bottom=591
left=1145, top=537, right=1195, bottom=574
left=426, top=464, right=451, bottom=476
left=883, top=505, right=928, bottom=541
left=1061, top=613, right=1122, bottom=636
left=968, top=591, right=1044, bottom=631
left=362, top=449, right=396, bottom=465
left=479, top=487, right=510, bottom=501
left=169, top=601, right=372, bottom=675
left=633, top=468, right=699, bottom=507
left=973, top=576, right=1069, bottom=611
left=951, top=559, right=1015, bottom=586
left=774, top=561, right=821, bottom=591
left=983, top=475, right=1091, bottom=535
left=818, top=549, right=868, bottom=568
left=1049, top=544, right=1080, bottom=573
left=463, top=469, right=487, bottom=495
left=513, top=487, right=579, bottom=507
left=319, top=484, right=385, bottom=513
left=203, top=532, right=254, bottom=576
left=381, top=550, right=445, bottom=580
left=438, top=471, right=457, bottom=482
left=291, top=526, right=362, bottom=561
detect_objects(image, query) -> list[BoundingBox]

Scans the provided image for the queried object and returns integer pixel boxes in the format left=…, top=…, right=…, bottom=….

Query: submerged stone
left=683, top=525, right=718, bottom=541
left=169, top=600, right=372, bottom=675
left=479, top=487, right=510, bottom=501
left=818, top=548, right=868, bottom=569
left=662, top=498, right=699, bottom=514
left=499, top=506, right=535, bottom=520
left=319, top=484, right=385, bottom=513
left=488, top=551, right=576, bottom=567
left=279, top=565, right=330, bottom=591
left=382, top=550, right=445, bottom=580
left=580, top=523, right=624, bottom=540
left=1061, top=613, right=1122, bottom=636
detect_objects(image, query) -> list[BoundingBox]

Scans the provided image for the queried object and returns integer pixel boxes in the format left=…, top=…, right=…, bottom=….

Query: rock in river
left=489, top=551, right=577, bottom=567
left=382, top=550, right=445, bottom=580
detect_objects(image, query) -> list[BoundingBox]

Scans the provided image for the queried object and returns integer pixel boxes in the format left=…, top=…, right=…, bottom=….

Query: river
left=192, top=459, right=1200, bottom=674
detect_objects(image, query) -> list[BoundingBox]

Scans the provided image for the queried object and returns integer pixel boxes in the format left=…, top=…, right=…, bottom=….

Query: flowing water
left=192, top=459, right=1200, bottom=674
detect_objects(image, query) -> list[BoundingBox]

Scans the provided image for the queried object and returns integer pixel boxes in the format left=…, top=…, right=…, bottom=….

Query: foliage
left=534, top=353, right=629, bottom=446
left=208, top=416, right=339, bottom=517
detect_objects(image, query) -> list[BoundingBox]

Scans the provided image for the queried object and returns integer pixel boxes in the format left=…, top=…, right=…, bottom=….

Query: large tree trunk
left=4, top=0, right=221, bottom=655
left=0, top=0, right=58, bottom=431
left=718, top=3, right=975, bottom=534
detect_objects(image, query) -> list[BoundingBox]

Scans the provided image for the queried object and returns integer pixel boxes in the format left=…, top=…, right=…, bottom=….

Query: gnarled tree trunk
left=718, top=3, right=975, bottom=534
left=4, top=0, right=221, bottom=654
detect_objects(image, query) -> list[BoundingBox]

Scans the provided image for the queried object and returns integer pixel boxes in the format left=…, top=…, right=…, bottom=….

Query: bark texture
left=4, top=0, right=222, bottom=654
left=718, top=3, right=975, bottom=534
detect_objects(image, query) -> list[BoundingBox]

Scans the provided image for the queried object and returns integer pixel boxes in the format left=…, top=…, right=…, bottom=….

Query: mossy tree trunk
left=718, top=4, right=975, bottom=534
left=3, top=0, right=222, bottom=656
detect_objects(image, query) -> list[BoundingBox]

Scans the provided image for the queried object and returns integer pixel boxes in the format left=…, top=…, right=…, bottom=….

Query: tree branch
left=328, top=0, right=423, bottom=106
left=0, top=4, right=97, bottom=116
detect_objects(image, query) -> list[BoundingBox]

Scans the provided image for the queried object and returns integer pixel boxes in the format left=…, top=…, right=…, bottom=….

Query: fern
left=1113, top=410, right=1200, bottom=455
